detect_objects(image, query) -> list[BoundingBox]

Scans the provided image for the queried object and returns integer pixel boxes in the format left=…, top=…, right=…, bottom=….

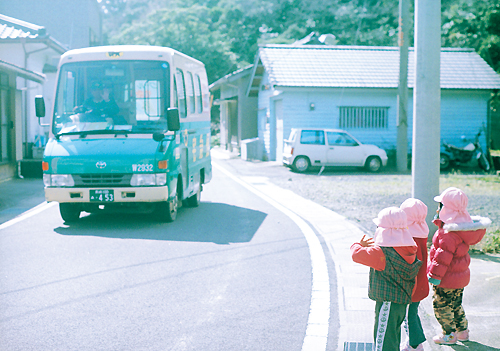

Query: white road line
left=213, top=163, right=330, bottom=351
left=0, top=202, right=56, bottom=231
left=486, top=274, right=500, bottom=281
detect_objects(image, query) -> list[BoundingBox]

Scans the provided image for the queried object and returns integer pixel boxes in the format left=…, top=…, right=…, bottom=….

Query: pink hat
left=433, top=187, right=460, bottom=202
left=372, top=207, right=416, bottom=247
left=434, top=187, right=472, bottom=224
left=400, top=198, right=429, bottom=238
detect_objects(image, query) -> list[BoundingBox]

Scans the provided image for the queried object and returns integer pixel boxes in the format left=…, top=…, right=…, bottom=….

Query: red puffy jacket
left=412, top=237, right=429, bottom=302
left=427, top=216, right=490, bottom=289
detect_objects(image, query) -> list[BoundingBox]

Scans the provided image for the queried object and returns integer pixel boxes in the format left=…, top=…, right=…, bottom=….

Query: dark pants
left=404, top=302, right=426, bottom=348
left=432, top=286, right=468, bottom=335
left=374, top=301, right=408, bottom=351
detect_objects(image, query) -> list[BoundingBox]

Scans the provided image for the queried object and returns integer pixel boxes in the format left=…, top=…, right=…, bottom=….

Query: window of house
left=194, top=74, right=203, bottom=113
left=175, top=69, right=187, bottom=118
left=339, top=106, right=389, bottom=129
left=300, top=130, right=325, bottom=145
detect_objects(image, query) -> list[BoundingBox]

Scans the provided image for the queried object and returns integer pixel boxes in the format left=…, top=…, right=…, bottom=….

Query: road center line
left=213, top=163, right=330, bottom=351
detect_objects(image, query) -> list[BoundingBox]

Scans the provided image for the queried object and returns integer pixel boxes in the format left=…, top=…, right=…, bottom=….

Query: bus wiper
left=55, top=130, right=131, bottom=139
left=133, top=126, right=166, bottom=133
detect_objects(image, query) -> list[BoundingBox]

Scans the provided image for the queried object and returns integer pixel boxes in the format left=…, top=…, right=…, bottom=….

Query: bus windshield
left=52, top=60, right=170, bottom=135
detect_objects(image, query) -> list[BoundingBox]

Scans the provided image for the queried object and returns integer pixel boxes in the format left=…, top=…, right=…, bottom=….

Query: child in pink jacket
left=400, top=198, right=430, bottom=351
left=351, top=207, right=421, bottom=351
left=428, top=187, right=491, bottom=345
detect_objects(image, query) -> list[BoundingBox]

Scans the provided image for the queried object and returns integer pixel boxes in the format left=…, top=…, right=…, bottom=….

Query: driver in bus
left=73, top=82, right=126, bottom=124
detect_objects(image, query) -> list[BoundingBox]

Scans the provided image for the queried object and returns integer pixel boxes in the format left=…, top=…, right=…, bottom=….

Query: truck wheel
left=440, top=154, right=451, bottom=170
left=59, top=203, right=81, bottom=222
left=365, top=156, right=382, bottom=172
left=185, top=186, right=201, bottom=207
left=156, top=194, right=178, bottom=222
left=293, top=156, right=310, bottom=173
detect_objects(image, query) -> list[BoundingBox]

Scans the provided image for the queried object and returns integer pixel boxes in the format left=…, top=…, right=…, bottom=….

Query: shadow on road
left=54, top=202, right=267, bottom=244
left=451, top=341, right=500, bottom=351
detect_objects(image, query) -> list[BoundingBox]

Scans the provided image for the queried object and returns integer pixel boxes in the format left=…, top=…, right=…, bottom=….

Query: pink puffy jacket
left=427, top=216, right=490, bottom=289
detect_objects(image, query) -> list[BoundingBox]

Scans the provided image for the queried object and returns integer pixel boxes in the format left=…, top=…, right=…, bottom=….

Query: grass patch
left=441, top=172, right=500, bottom=253
left=271, top=168, right=499, bottom=253
left=474, top=229, right=500, bottom=253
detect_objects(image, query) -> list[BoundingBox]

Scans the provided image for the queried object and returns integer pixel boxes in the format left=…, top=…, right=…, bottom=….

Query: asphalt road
left=0, top=165, right=339, bottom=350
left=2, top=153, right=499, bottom=350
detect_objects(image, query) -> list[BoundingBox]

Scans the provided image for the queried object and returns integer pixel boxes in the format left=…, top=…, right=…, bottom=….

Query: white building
left=0, top=1, right=103, bottom=181
left=0, top=14, right=67, bottom=180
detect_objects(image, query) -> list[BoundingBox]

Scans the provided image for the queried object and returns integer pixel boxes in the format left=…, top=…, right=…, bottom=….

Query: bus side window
left=175, top=69, right=187, bottom=118
left=186, top=71, right=195, bottom=115
left=194, top=74, right=203, bottom=113
left=173, top=78, right=178, bottom=109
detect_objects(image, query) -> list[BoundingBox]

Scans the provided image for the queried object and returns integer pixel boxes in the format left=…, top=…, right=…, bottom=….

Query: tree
left=109, top=5, right=240, bottom=82
left=442, top=0, right=500, bottom=73
left=100, top=0, right=500, bottom=84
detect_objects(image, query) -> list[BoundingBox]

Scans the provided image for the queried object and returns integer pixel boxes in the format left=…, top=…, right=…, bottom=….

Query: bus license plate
left=90, top=189, right=114, bottom=202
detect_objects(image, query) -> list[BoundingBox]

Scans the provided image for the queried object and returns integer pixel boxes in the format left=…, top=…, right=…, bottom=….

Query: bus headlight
left=45, top=174, right=75, bottom=187
left=43, top=174, right=51, bottom=187
left=131, top=173, right=167, bottom=186
left=155, top=173, right=167, bottom=186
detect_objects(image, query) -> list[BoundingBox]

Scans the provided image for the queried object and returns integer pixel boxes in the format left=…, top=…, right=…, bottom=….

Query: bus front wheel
left=157, top=195, right=178, bottom=222
left=59, top=203, right=81, bottom=223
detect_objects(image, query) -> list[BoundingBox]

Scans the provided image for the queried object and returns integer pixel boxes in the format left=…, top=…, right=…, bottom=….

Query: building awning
left=209, top=65, right=253, bottom=91
left=0, top=60, right=45, bottom=83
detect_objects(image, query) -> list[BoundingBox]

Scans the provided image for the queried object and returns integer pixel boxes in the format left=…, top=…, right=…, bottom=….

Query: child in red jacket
left=428, top=187, right=491, bottom=344
left=351, top=207, right=422, bottom=351
left=400, top=198, right=430, bottom=351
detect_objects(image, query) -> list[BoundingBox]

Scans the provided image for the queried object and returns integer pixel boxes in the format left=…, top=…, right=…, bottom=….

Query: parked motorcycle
left=440, top=131, right=491, bottom=172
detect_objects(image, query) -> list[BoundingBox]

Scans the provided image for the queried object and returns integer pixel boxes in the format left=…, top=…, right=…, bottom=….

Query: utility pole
left=396, top=0, right=409, bottom=173
left=413, top=0, right=441, bottom=231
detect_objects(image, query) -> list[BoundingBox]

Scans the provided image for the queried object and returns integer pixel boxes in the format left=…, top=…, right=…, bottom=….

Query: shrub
left=480, top=229, right=500, bottom=253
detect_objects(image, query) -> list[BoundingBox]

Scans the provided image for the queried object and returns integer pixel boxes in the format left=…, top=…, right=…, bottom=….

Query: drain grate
left=343, top=342, right=373, bottom=351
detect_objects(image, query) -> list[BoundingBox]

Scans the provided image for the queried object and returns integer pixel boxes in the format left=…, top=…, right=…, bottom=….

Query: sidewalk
left=211, top=147, right=500, bottom=351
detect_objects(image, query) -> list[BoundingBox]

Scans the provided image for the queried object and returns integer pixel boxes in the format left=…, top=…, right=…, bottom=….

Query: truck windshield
left=52, top=60, right=170, bottom=135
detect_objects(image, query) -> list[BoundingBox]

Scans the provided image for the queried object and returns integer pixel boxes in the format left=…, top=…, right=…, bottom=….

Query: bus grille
left=73, top=174, right=132, bottom=187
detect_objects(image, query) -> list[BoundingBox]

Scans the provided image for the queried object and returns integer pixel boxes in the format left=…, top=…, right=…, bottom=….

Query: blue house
left=243, top=44, right=500, bottom=162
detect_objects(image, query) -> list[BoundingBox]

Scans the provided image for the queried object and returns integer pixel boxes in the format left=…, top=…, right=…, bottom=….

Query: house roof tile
left=0, top=14, right=66, bottom=52
left=0, top=13, right=43, bottom=39
left=0, top=24, right=34, bottom=39
left=257, top=45, right=500, bottom=90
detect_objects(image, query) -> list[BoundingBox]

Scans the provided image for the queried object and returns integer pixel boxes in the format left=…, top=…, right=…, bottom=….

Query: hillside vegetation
left=98, top=0, right=500, bottom=85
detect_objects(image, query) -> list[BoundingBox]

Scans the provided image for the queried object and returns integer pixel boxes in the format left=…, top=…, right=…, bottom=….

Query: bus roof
left=58, top=45, right=205, bottom=67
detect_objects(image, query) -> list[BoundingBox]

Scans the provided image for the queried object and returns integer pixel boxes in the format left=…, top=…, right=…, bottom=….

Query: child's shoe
left=433, top=332, right=457, bottom=345
left=456, top=329, right=469, bottom=341
left=401, top=343, right=424, bottom=351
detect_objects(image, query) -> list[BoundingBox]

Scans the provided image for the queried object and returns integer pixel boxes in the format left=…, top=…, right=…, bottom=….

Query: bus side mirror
left=35, top=95, right=45, bottom=118
left=167, top=108, right=180, bottom=132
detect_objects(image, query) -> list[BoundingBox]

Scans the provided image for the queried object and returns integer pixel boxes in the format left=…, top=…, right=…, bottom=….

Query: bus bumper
left=45, top=186, right=170, bottom=203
